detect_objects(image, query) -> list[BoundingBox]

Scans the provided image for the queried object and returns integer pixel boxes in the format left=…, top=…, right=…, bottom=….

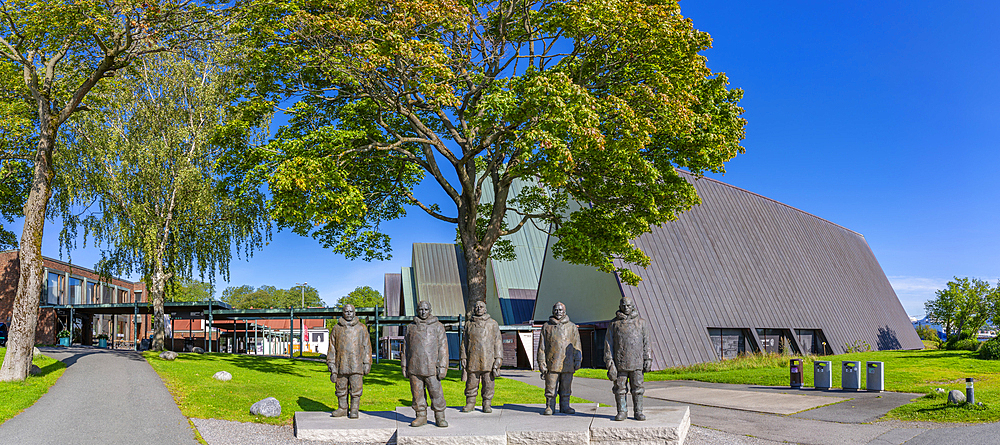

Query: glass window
left=311, top=332, right=324, bottom=343
left=102, top=286, right=113, bottom=304
left=86, top=282, right=96, bottom=304
left=69, top=277, right=83, bottom=305
left=46, top=272, right=61, bottom=305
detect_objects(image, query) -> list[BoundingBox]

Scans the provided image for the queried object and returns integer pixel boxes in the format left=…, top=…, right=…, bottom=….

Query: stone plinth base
left=395, top=406, right=505, bottom=445
left=294, top=404, right=690, bottom=445
left=293, top=410, right=398, bottom=444
left=590, top=407, right=690, bottom=445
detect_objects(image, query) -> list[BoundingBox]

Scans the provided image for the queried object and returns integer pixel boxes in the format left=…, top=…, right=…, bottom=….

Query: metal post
left=208, top=300, right=213, bottom=353
left=375, top=305, right=380, bottom=364
left=458, top=314, right=464, bottom=373
left=133, top=301, right=138, bottom=350
left=289, top=308, right=294, bottom=359
left=298, top=315, right=303, bottom=357
left=68, top=306, right=74, bottom=346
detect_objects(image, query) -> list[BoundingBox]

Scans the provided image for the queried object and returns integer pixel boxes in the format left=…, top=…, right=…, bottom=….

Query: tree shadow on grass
left=297, top=396, right=332, bottom=411
left=197, top=353, right=309, bottom=377
left=32, top=361, right=66, bottom=377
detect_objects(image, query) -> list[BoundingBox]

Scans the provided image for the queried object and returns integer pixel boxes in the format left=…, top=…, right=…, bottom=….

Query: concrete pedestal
left=590, top=406, right=690, bottom=445
left=295, top=403, right=690, bottom=445
left=293, top=410, right=398, bottom=444
left=395, top=406, right=506, bottom=445
left=501, top=404, right=598, bottom=445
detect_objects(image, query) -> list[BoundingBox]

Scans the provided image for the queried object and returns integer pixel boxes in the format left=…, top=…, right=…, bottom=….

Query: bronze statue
left=604, top=297, right=652, bottom=421
left=402, top=300, right=449, bottom=427
left=327, top=304, right=372, bottom=419
left=460, top=300, right=503, bottom=413
left=536, top=302, right=582, bottom=415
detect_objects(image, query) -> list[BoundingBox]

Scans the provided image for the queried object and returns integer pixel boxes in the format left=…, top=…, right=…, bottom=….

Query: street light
left=295, top=282, right=307, bottom=308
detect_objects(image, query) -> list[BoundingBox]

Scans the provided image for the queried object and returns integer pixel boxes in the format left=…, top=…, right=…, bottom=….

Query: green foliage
left=844, top=339, right=872, bottom=353
left=227, top=0, right=746, bottom=304
left=56, top=330, right=71, bottom=338
left=925, top=277, right=999, bottom=341
left=0, top=160, right=31, bottom=249
left=947, top=338, right=982, bottom=352
left=336, top=286, right=384, bottom=309
left=143, top=353, right=584, bottom=425
left=977, top=338, right=1000, bottom=360
left=166, top=278, right=215, bottom=302
left=221, top=284, right=322, bottom=309
left=0, top=348, right=68, bottom=423
left=914, top=324, right=940, bottom=341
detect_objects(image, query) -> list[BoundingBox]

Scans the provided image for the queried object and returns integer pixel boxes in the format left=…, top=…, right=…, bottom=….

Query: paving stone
left=501, top=403, right=597, bottom=445
left=294, top=410, right=398, bottom=444
left=590, top=406, right=690, bottom=445
left=395, top=406, right=505, bottom=445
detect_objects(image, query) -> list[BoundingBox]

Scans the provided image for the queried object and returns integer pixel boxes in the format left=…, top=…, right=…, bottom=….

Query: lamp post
left=295, top=282, right=307, bottom=308
left=295, top=282, right=307, bottom=357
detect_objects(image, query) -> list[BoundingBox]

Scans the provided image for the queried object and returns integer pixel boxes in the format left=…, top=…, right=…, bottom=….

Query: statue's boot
left=348, top=397, right=360, bottom=419
left=614, top=394, right=628, bottom=421
left=482, top=398, right=493, bottom=413
left=559, top=395, right=575, bottom=414
left=542, top=397, right=555, bottom=415
left=410, top=410, right=427, bottom=427
left=434, top=410, right=448, bottom=427
left=633, top=393, right=646, bottom=421
left=331, top=396, right=348, bottom=417
left=461, top=396, right=476, bottom=413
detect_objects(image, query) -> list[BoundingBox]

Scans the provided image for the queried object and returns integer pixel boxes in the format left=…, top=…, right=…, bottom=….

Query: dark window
left=708, top=328, right=750, bottom=359
left=755, top=328, right=800, bottom=355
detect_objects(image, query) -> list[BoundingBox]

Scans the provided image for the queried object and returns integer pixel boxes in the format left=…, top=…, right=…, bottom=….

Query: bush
left=977, top=338, right=1000, bottom=360
left=915, top=325, right=939, bottom=341
left=947, top=338, right=982, bottom=351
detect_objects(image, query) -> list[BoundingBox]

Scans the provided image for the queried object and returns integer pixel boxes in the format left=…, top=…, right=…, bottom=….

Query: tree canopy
left=336, top=286, right=384, bottom=309
left=166, top=278, right=215, bottom=302
left=925, top=277, right=999, bottom=341
left=230, top=0, right=746, bottom=311
left=221, top=284, right=322, bottom=309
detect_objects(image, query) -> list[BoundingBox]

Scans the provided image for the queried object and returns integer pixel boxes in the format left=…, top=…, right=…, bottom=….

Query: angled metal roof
left=536, top=170, right=922, bottom=369
left=480, top=177, right=549, bottom=324
left=384, top=273, right=402, bottom=317
left=411, top=243, right=468, bottom=316
left=400, top=267, right=417, bottom=316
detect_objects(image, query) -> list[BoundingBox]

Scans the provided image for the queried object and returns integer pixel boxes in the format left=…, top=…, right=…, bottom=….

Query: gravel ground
left=193, top=418, right=783, bottom=445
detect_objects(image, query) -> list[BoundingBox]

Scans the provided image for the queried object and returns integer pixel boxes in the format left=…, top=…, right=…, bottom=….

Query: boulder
left=191, top=347, right=205, bottom=354
left=250, top=397, right=281, bottom=417
left=160, top=351, right=179, bottom=360
left=29, top=364, right=42, bottom=376
left=948, top=390, right=966, bottom=405
left=213, top=371, right=232, bottom=382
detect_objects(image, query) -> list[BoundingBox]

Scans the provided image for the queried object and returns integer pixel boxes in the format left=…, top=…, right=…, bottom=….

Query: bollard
left=967, top=378, right=975, bottom=405
left=842, top=361, right=861, bottom=391
left=790, top=358, right=803, bottom=388
left=866, top=361, right=884, bottom=392
left=814, top=360, right=832, bottom=390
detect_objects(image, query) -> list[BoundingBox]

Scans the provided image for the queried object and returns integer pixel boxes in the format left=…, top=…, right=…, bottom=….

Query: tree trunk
left=464, top=244, right=488, bottom=313
left=0, top=133, right=57, bottom=382
left=150, top=262, right=168, bottom=351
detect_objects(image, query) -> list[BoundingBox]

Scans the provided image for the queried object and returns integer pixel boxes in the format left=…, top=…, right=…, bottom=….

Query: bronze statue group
left=326, top=297, right=651, bottom=427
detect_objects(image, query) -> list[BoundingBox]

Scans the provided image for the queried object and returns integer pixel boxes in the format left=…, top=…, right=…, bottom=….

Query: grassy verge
left=0, top=347, right=68, bottom=424
left=575, top=349, right=1000, bottom=422
left=145, top=352, right=586, bottom=425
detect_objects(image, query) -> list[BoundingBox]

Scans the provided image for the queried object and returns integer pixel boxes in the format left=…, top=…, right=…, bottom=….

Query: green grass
left=575, top=349, right=1000, bottom=422
left=145, top=352, right=586, bottom=425
left=0, top=347, right=68, bottom=424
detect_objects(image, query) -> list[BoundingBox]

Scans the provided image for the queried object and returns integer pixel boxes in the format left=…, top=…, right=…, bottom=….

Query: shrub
left=915, top=325, right=939, bottom=341
left=947, top=338, right=982, bottom=351
left=977, top=338, right=1000, bottom=360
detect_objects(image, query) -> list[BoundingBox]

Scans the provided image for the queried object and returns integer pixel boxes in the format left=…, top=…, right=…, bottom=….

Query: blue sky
left=20, top=1, right=1000, bottom=316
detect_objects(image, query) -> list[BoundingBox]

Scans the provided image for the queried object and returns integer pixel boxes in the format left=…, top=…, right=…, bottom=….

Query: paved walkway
left=0, top=346, right=197, bottom=445
left=498, top=370, right=996, bottom=445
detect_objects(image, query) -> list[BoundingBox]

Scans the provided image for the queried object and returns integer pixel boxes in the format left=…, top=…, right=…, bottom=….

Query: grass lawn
left=575, top=349, right=1000, bottom=422
left=145, top=352, right=586, bottom=425
left=0, top=347, right=68, bottom=424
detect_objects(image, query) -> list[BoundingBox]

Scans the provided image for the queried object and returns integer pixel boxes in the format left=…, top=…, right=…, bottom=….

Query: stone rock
left=29, top=364, right=42, bottom=376
left=948, top=390, right=966, bottom=405
left=191, top=347, right=205, bottom=354
left=33, top=347, right=41, bottom=357
left=160, top=351, right=178, bottom=360
left=251, top=397, right=281, bottom=417
left=213, top=371, right=232, bottom=382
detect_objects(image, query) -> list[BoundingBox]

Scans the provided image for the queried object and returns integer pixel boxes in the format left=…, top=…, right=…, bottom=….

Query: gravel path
left=0, top=346, right=197, bottom=445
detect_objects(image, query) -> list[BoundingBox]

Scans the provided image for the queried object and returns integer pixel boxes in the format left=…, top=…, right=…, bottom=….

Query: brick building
left=0, top=250, right=147, bottom=346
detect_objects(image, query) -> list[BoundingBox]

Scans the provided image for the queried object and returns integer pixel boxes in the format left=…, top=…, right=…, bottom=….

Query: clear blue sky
left=21, top=1, right=1000, bottom=316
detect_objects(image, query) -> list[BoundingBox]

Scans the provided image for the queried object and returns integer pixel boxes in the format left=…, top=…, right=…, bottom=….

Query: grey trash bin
left=866, top=361, right=884, bottom=392
left=814, top=360, right=832, bottom=390
left=842, top=361, right=861, bottom=391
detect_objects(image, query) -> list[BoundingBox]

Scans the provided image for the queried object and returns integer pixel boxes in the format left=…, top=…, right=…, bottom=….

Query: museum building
left=382, top=171, right=923, bottom=370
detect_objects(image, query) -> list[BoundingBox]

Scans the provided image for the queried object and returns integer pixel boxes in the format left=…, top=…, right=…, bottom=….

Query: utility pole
left=296, top=282, right=307, bottom=308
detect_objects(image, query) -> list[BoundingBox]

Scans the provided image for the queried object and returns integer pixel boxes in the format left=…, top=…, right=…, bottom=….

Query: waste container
left=790, top=358, right=803, bottom=388
left=866, top=361, right=884, bottom=392
left=814, top=360, right=832, bottom=390
left=842, top=361, right=861, bottom=391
